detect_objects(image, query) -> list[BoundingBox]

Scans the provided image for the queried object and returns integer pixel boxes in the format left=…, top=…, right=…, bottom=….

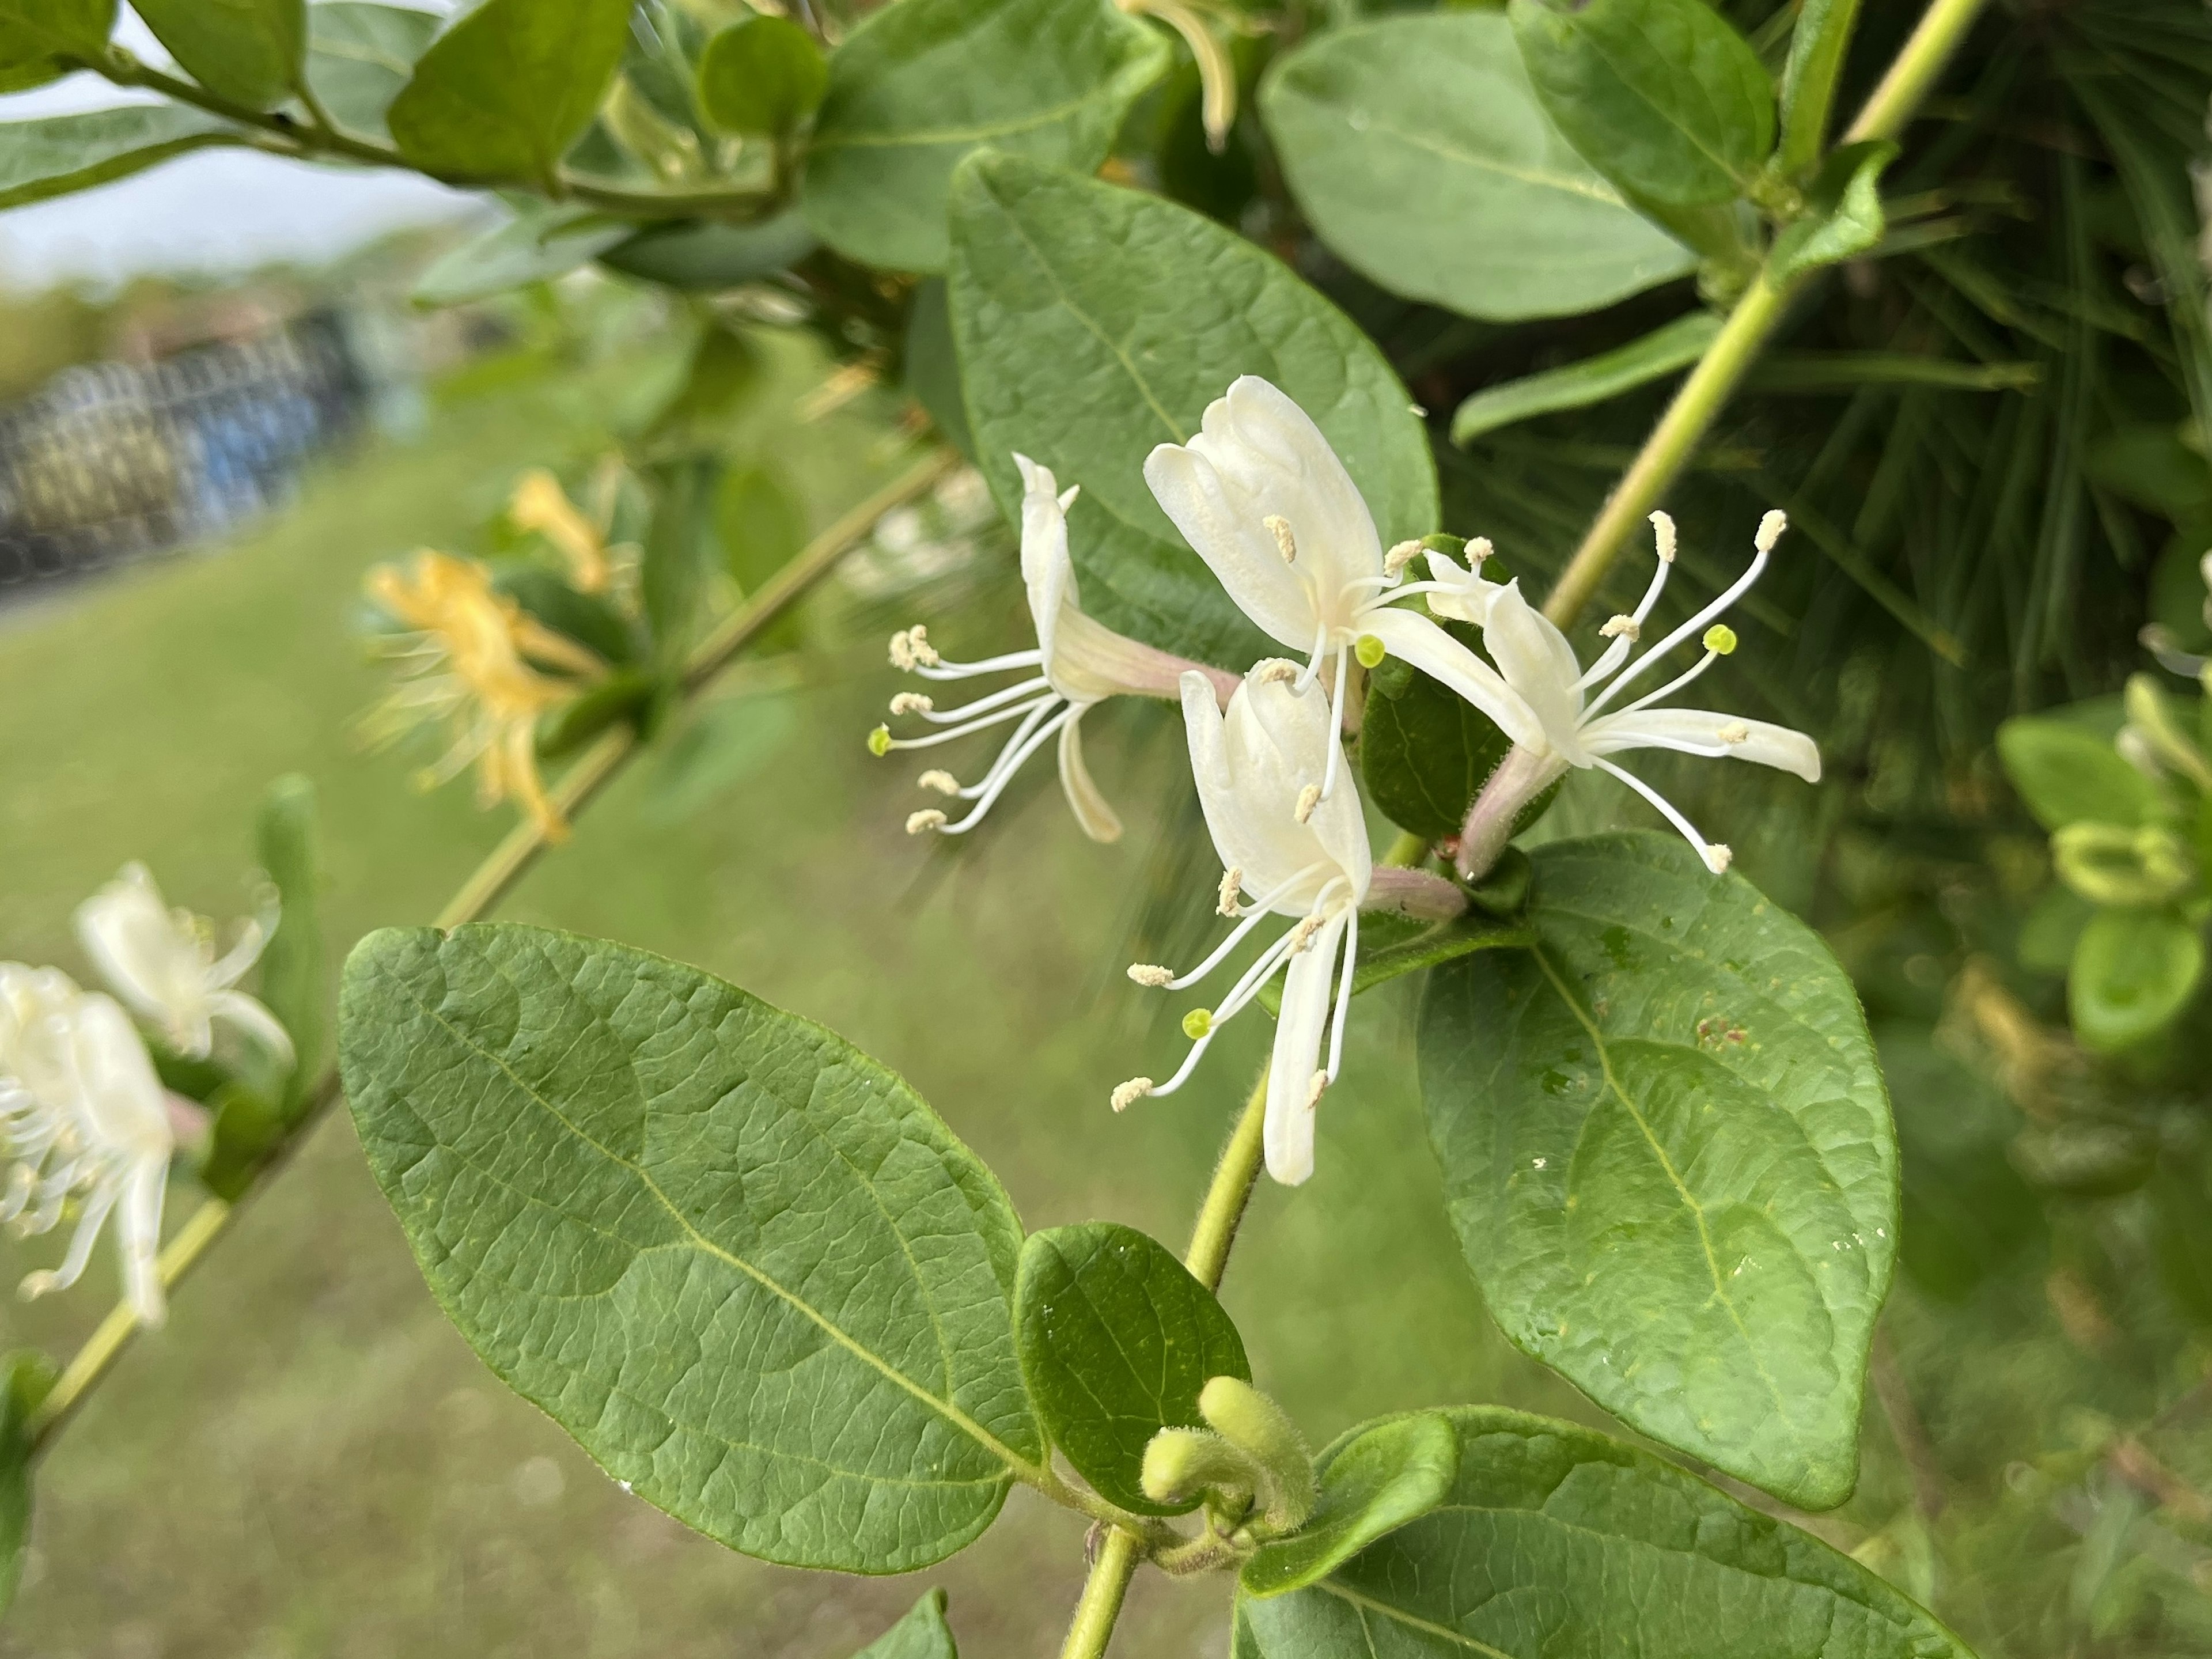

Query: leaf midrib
left=1277, top=84, right=1630, bottom=207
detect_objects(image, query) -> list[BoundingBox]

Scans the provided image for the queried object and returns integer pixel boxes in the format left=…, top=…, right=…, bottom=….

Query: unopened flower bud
left=1197, top=1376, right=1315, bottom=1535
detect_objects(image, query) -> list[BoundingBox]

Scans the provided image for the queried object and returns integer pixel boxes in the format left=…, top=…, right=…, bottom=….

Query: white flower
left=0, top=965, right=175, bottom=1325
left=2140, top=550, right=2212, bottom=686
left=876, top=453, right=1237, bottom=842
left=1143, top=376, right=1537, bottom=806
left=1114, top=665, right=1372, bottom=1187
left=1446, top=511, right=1821, bottom=878
left=75, top=863, right=293, bottom=1066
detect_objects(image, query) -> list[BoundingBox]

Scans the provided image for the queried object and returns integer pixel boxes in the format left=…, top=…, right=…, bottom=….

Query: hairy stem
left=22, top=451, right=957, bottom=1456
left=1059, top=1528, right=1146, bottom=1659
left=1539, top=0, right=1993, bottom=628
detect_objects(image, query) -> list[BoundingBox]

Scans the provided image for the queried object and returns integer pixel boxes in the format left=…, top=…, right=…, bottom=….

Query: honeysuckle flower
left=0, top=966, right=175, bottom=1325
left=362, top=551, right=605, bottom=840
left=1447, top=510, right=1822, bottom=880
left=76, top=863, right=292, bottom=1066
left=508, top=468, right=614, bottom=595
left=1113, top=664, right=1375, bottom=1187
left=2141, top=552, right=2212, bottom=690
left=1143, top=377, right=1529, bottom=813
left=874, top=454, right=1238, bottom=842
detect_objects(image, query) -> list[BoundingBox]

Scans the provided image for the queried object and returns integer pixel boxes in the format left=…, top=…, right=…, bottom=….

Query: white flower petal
left=1581, top=707, right=1821, bottom=782
left=1421, top=550, right=1506, bottom=626
left=71, top=994, right=173, bottom=1158
left=1145, top=442, right=1315, bottom=649
left=1478, top=581, right=1586, bottom=759
left=1191, top=377, right=1382, bottom=604
left=117, top=1154, right=167, bottom=1327
left=1014, top=453, right=1075, bottom=671
left=1054, top=710, right=1123, bottom=843
left=1264, top=912, right=1346, bottom=1187
left=75, top=864, right=210, bottom=1048
left=1359, top=608, right=1546, bottom=749
left=210, top=989, right=298, bottom=1070
left=1183, top=673, right=1325, bottom=900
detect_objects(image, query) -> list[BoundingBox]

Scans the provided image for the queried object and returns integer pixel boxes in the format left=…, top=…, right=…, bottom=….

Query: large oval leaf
left=947, top=151, right=1437, bottom=667
left=304, top=2, right=442, bottom=143
left=1416, top=834, right=1896, bottom=1508
left=339, top=923, right=1041, bottom=1573
left=801, top=0, right=1167, bottom=274
left=1260, top=14, right=1690, bottom=321
left=1240, top=1407, right=1976, bottom=1658
left=0, top=105, right=244, bottom=209
left=135, top=0, right=304, bottom=110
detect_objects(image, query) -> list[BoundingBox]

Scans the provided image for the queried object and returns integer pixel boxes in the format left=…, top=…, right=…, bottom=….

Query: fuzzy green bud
left=1182, top=1007, right=1214, bottom=1040
left=1141, top=1426, right=1256, bottom=1513
left=1198, top=1376, right=1315, bottom=1535
left=1703, top=624, right=1738, bottom=656
left=1354, top=634, right=1387, bottom=669
left=867, top=724, right=891, bottom=757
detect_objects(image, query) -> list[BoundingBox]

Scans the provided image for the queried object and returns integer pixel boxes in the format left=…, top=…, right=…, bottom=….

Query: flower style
left=1115, top=664, right=1372, bottom=1187
left=0, top=966, right=175, bottom=1325
left=1441, top=510, right=1822, bottom=879
left=362, top=551, right=605, bottom=840
left=76, top=862, right=292, bottom=1066
left=874, top=453, right=1238, bottom=842
left=1143, top=376, right=1530, bottom=811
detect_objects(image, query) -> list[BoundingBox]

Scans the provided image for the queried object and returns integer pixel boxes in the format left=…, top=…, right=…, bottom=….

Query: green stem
left=21, top=450, right=957, bottom=1457
left=1059, top=1528, right=1146, bottom=1659
left=1537, top=0, right=1994, bottom=628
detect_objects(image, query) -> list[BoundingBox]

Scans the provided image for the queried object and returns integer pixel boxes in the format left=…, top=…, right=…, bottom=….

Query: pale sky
left=0, top=6, right=479, bottom=290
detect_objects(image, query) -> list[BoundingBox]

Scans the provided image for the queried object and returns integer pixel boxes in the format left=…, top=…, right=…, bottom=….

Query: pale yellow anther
left=888, top=625, right=940, bottom=671
left=1254, top=659, right=1301, bottom=685
left=1306, top=1071, right=1328, bottom=1109
left=1466, top=536, right=1495, bottom=565
left=1649, top=511, right=1677, bottom=565
left=1111, top=1078, right=1153, bottom=1113
left=889, top=691, right=934, bottom=715
left=1294, top=783, right=1321, bottom=824
left=1756, top=510, right=1787, bottom=554
left=1289, top=914, right=1325, bottom=953
left=918, top=769, right=960, bottom=794
left=1263, top=514, right=1298, bottom=564
left=1127, top=964, right=1174, bottom=987
left=1718, top=721, right=1749, bottom=745
left=1383, top=540, right=1423, bottom=577
left=1217, top=868, right=1243, bottom=917
left=1599, top=614, right=1640, bottom=641
left=905, top=809, right=948, bottom=834
left=1706, top=843, right=1734, bottom=873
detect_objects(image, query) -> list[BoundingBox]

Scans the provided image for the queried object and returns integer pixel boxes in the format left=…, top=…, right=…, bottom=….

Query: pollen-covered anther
left=905, top=809, right=948, bottom=834
left=1306, top=1071, right=1328, bottom=1109
left=1382, top=540, right=1422, bottom=577
left=1263, top=514, right=1298, bottom=564
left=1127, top=964, right=1174, bottom=987
left=1466, top=536, right=1495, bottom=566
left=889, top=691, right=934, bottom=715
left=918, top=768, right=960, bottom=794
left=1706, top=843, right=1734, bottom=872
left=1294, top=783, right=1321, bottom=824
left=1111, top=1078, right=1153, bottom=1113
left=1289, top=914, right=1325, bottom=953
left=1755, top=510, right=1788, bottom=554
left=888, top=624, right=940, bottom=671
left=1254, top=658, right=1301, bottom=685
left=1649, top=511, right=1677, bottom=564
left=1719, top=721, right=1749, bottom=745
left=1599, top=613, right=1640, bottom=642
left=1217, top=867, right=1242, bottom=917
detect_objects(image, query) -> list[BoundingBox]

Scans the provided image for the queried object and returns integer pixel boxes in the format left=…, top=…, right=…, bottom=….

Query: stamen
left=1128, top=964, right=1174, bottom=987
left=1650, top=512, right=1677, bottom=564
left=1164, top=863, right=1332, bottom=991
left=918, top=770, right=960, bottom=794
left=1264, top=514, right=1298, bottom=563
left=1254, top=659, right=1300, bottom=685
left=1466, top=537, right=1494, bottom=566
left=1294, top=785, right=1321, bottom=824
left=1707, top=843, right=1734, bottom=872
left=1581, top=525, right=1774, bottom=719
left=1719, top=721, right=1749, bottom=745
left=1756, top=510, right=1787, bottom=554
left=1306, top=1072, right=1328, bottom=1109
left=906, top=809, right=948, bottom=834
left=881, top=690, right=1058, bottom=751
left=1592, top=757, right=1722, bottom=875
left=888, top=626, right=940, bottom=670
left=1218, top=868, right=1242, bottom=917
left=934, top=705, right=1078, bottom=832
left=1289, top=914, right=1325, bottom=953
left=913, top=673, right=1051, bottom=724
left=1382, top=541, right=1420, bottom=580
left=1111, top=1078, right=1153, bottom=1113
left=1599, top=615, right=1640, bottom=641
left=1317, top=642, right=1350, bottom=799
left=889, top=692, right=934, bottom=715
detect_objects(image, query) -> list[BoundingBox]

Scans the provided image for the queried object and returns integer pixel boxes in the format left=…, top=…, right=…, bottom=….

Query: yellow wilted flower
left=507, top=467, right=614, bottom=596
left=362, top=551, right=604, bottom=840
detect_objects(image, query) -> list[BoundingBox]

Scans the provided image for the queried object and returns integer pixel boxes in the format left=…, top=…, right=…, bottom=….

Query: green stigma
left=1354, top=634, right=1387, bottom=669
left=867, top=724, right=891, bottom=757
left=1182, top=1008, right=1214, bottom=1040
left=1702, top=624, right=1738, bottom=656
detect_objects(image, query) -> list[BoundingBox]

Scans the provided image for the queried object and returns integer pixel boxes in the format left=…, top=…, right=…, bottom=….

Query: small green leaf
left=0, top=105, right=244, bottom=209
left=1777, top=0, right=1863, bottom=177
left=339, top=923, right=1041, bottom=1572
left=857, top=1588, right=960, bottom=1658
left=1510, top=0, right=1776, bottom=208
left=412, top=204, right=631, bottom=308
left=1997, top=713, right=2160, bottom=830
left=1016, top=1222, right=1248, bottom=1517
left=597, top=211, right=818, bottom=290
left=255, top=774, right=323, bottom=1112
left=304, top=2, right=442, bottom=143
left=640, top=453, right=724, bottom=668
left=948, top=152, right=1435, bottom=667
left=641, top=691, right=797, bottom=823
left=801, top=0, right=1168, bottom=272
left=1767, top=139, right=1896, bottom=283
left=387, top=0, right=633, bottom=185
left=1239, top=1407, right=1979, bottom=1659
left=135, top=0, right=304, bottom=110
left=538, top=670, right=657, bottom=760
left=1452, top=311, right=1718, bottom=445
left=647, top=320, right=762, bottom=439
left=1240, top=1412, right=1457, bottom=1599
left=0, top=0, right=113, bottom=81
left=494, top=562, right=640, bottom=666
left=698, top=15, right=826, bottom=138
left=1358, top=618, right=1512, bottom=838
left=1417, top=834, right=1896, bottom=1509
left=718, top=465, right=809, bottom=594
left=0, top=1350, right=53, bottom=1616
left=2070, top=906, right=2205, bottom=1052
left=903, top=277, right=975, bottom=460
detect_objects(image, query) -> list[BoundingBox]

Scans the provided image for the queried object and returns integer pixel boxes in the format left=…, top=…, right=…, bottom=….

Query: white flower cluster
left=876, top=377, right=1819, bottom=1185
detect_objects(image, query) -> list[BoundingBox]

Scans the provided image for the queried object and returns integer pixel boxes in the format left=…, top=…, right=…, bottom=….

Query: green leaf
left=904, top=276, right=975, bottom=460
left=1452, top=311, right=1718, bottom=445
left=597, top=211, right=817, bottom=290
left=339, top=923, right=1041, bottom=1572
left=641, top=453, right=723, bottom=668
left=0, top=1350, right=52, bottom=1616
left=698, top=15, right=826, bottom=138
left=1240, top=1412, right=1457, bottom=1599
left=801, top=0, right=1168, bottom=273
left=1358, top=618, right=1512, bottom=838
left=135, top=0, right=304, bottom=110
left=1997, top=714, right=2161, bottom=831
left=1510, top=0, right=1776, bottom=208
left=1416, top=834, right=1896, bottom=1509
left=1257, top=907, right=1536, bottom=1018
left=304, top=2, right=442, bottom=143
left=255, top=774, right=324, bottom=1112
left=857, top=1588, right=960, bottom=1658
left=1768, top=139, right=1895, bottom=283
left=947, top=152, right=1437, bottom=667
left=647, top=320, right=763, bottom=438
left=494, top=561, right=641, bottom=666
left=0, top=105, right=244, bottom=209
left=1260, top=14, right=1692, bottom=323
left=1016, top=1222, right=1248, bottom=1517
left=0, top=0, right=113, bottom=80
left=2070, top=906, right=2205, bottom=1052
left=718, top=464, right=809, bottom=593
left=413, top=204, right=632, bottom=308
left=387, top=0, right=633, bottom=186
left=1239, top=1407, right=1978, bottom=1659
left=1777, top=0, right=1862, bottom=177
left=538, top=669, right=657, bottom=760
left=640, top=690, right=797, bottom=822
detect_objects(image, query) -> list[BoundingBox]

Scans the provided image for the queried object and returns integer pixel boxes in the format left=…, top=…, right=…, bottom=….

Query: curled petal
left=1264, top=912, right=1347, bottom=1187
left=1055, top=710, right=1123, bottom=843
left=1581, top=707, right=1821, bottom=782
left=1359, top=608, right=1544, bottom=749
